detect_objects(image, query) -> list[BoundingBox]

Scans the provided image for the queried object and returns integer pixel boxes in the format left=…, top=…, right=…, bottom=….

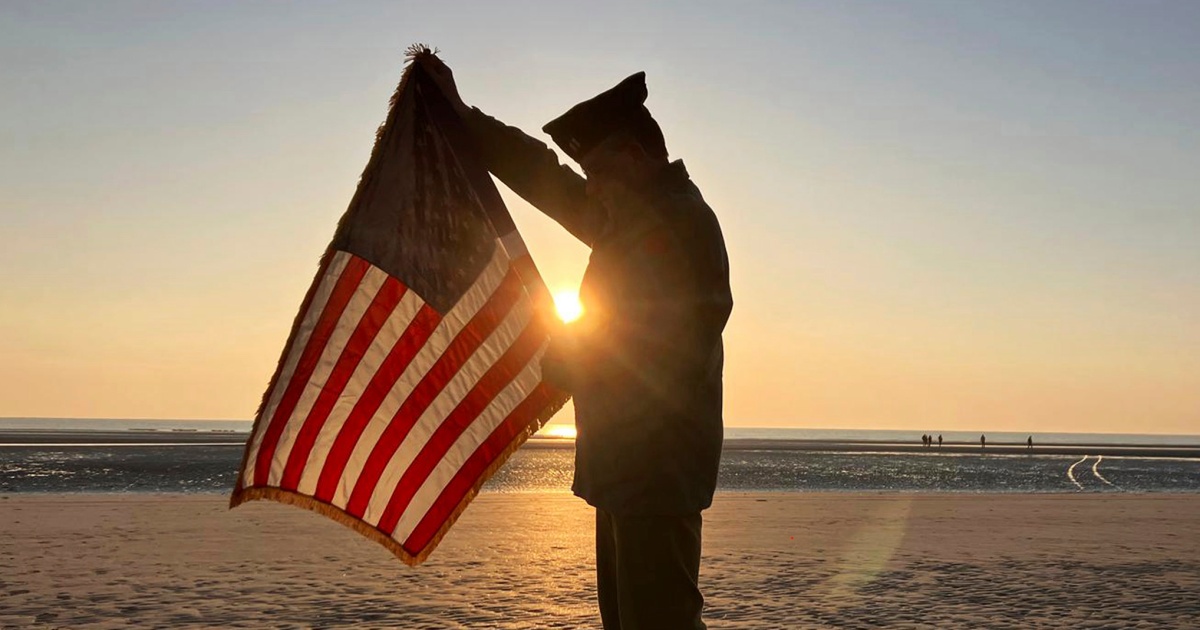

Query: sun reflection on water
left=539, top=424, right=577, bottom=440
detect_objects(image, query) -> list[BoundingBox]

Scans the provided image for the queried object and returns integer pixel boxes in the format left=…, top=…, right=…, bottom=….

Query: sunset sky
left=2, top=1, right=1197, bottom=434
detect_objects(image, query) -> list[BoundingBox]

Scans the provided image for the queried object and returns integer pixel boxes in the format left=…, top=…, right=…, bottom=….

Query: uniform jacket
left=464, top=108, right=733, bottom=515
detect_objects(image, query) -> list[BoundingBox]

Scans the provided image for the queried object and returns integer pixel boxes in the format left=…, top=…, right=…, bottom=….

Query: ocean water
left=723, top=427, right=1200, bottom=447
left=3, top=418, right=1198, bottom=446
left=2, top=418, right=1198, bottom=495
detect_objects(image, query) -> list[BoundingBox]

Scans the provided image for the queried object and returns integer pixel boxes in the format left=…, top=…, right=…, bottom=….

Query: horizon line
left=1, top=416, right=1197, bottom=438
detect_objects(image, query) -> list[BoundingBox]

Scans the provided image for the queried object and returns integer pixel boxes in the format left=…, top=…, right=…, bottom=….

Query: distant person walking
left=937, top=434, right=943, bottom=448
left=980, top=434, right=986, bottom=449
left=1027, top=436, right=1033, bottom=450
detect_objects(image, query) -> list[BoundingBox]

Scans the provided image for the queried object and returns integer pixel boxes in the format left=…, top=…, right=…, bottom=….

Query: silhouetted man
left=422, top=57, right=732, bottom=630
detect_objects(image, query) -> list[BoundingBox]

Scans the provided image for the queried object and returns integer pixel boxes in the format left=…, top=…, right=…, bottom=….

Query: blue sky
left=2, top=1, right=1197, bottom=433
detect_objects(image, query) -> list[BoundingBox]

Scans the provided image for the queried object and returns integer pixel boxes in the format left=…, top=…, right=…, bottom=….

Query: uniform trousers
left=595, top=508, right=706, bottom=630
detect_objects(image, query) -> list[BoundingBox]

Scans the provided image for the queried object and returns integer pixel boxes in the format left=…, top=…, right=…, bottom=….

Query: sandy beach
left=0, top=493, right=1196, bottom=628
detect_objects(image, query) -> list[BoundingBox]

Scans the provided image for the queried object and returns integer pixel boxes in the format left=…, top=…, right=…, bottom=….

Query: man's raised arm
left=421, top=57, right=603, bottom=246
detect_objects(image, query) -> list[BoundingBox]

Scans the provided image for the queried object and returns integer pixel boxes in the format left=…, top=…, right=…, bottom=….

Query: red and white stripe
left=240, top=238, right=552, bottom=557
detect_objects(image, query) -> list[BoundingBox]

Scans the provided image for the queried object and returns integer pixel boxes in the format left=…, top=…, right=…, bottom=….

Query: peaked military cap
left=542, top=71, right=655, bottom=161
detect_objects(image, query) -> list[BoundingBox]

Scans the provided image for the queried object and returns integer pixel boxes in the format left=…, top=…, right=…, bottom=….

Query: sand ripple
left=1, top=493, right=1197, bottom=628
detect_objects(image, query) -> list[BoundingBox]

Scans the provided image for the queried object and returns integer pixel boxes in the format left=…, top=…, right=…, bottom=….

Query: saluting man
left=422, top=57, right=733, bottom=630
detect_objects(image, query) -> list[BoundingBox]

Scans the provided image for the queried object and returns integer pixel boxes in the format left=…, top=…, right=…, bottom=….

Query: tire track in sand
left=1066, top=455, right=1088, bottom=491
left=1091, top=455, right=1118, bottom=489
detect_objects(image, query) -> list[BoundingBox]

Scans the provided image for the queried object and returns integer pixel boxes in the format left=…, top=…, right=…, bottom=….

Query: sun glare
left=553, top=290, right=584, bottom=323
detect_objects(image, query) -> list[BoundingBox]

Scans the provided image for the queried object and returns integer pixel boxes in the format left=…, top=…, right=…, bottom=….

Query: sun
left=553, top=289, right=584, bottom=323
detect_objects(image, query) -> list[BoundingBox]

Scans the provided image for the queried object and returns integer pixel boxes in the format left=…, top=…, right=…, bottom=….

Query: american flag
left=230, top=49, right=568, bottom=566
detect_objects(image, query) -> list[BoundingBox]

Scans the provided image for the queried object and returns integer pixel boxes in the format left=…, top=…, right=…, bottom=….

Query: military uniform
left=461, top=72, right=732, bottom=629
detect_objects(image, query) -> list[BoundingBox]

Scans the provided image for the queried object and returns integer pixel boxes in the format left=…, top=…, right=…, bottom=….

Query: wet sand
left=1, top=493, right=1198, bottom=628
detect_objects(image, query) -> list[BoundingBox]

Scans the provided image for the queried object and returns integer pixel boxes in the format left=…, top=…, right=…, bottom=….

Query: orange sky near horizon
left=1, top=3, right=1197, bottom=435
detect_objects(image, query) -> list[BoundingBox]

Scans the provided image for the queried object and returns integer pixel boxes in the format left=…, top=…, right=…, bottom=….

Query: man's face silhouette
left=579, top=134, right=660, bottom=211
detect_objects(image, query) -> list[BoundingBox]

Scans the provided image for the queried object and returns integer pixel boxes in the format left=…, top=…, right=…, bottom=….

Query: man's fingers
left=420, top=55, right=452, bottom=76
left=414, top=55, right=468, bottom=113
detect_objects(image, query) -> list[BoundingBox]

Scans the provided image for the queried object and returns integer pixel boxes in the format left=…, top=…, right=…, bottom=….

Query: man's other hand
left=418, top=55, right=470, bottom=118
